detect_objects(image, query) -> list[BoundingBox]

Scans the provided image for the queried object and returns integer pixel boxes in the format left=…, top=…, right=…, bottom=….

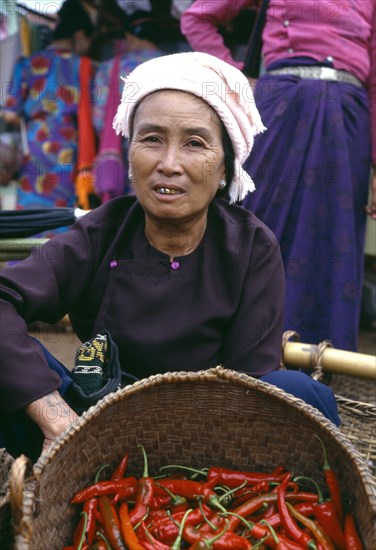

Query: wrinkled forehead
left=129, top=89, right=222, bottom=136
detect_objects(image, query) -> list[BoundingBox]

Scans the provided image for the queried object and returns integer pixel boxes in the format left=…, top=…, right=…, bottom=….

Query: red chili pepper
left=294, top=501, right=317, bottom=516
left=150, top=504, right=213, bottom=544
left=73, top=511, right=88, bottom=550
left=277, top=474, right=317, bottom=549
left=136, top=542, right=156, bottom=550
left=314, top=435, right=343, bottom=525
left=71, top=477, right=138, bottom=503
left=314, top=501, right=346, bottom=549
left=153, top=481, right=189, bottom=509
left=232, top=480, right=273, bottom=505
left=148, top=520, right=180, bottom=546
left=293, top=473, right=346, bottom=549
left=128, top=445, right=155, bottom=526
left=207, top=465, right=286, bottom=488
left=155, top=479, right=216, bottom=500
left=253, top=501, right=315, bottom=535
left=344, top=513, right=364, bottom=550
left=111, top=453, right=129, bottom=481
left=262, top=519, right=303, bottom=550
left=148, top=495, right=172, bottom=509
left=90, top=541, right=107, bottom=550
left=268, top=534, right=306, bottom=550
left=118, top=501, right=145, bottom=550
left=220, top=511, right=273, bottom=544
left=82, top=497, right=98, bottom=546
left=261, top=502, right=278, bottom=519
left=189, top=531, right=253, bottom=550
left=287, top=502, right=335, bottom=550
left=211, top=532, right=254, bottom=549
left=205, top=488, right=318, bottom=534
left=138, top=521, right=170, bottom=550
left=97, top=495, right=126, bottom=550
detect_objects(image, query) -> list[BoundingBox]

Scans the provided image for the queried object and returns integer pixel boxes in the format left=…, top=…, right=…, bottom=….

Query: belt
left=267, top=66, right=363, bottom=88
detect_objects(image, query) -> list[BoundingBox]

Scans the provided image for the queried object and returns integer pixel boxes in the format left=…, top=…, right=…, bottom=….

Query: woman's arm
left=180, top=0, right=255, bottom=69
left=0, top=218, right=101, bottom=415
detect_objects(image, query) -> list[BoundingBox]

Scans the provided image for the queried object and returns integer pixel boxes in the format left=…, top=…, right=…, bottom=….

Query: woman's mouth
left=156, top=187, right=182, bottom=195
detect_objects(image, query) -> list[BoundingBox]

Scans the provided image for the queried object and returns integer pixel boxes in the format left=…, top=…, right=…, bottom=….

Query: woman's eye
left=143, top=135, right=159, bottom=143
left=188, top=139, right=204, bottom=148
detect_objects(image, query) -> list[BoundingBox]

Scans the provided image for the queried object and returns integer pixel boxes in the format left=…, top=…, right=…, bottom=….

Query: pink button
left=110, top=260, right=118, bottom=268
left=171, top=260, right=180, bottom=270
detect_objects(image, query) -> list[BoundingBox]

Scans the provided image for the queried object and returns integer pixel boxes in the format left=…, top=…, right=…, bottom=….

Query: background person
left=0, top=52, right=339, bottom=460
left=1, top=0, right=95, bottom=218
left=93, top=9, right=165, bottom=200
left=181, top=0, right=376, bottom=352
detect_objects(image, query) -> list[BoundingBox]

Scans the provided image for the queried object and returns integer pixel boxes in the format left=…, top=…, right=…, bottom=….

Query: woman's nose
left=157, top=144, right=183, bottom=175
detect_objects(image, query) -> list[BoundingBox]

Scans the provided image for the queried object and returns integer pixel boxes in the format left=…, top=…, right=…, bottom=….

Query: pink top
left=181, top=0, right=376, bottom=164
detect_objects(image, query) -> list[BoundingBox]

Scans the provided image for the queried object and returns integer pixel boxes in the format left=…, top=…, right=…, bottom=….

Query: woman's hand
left=25, top=390, right=79, bottom=455
left=365, top=166, right=376, bottom=219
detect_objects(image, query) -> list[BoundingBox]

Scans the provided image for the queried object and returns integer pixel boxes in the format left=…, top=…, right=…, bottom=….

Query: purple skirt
left=243, top=62, right=371, bottom=351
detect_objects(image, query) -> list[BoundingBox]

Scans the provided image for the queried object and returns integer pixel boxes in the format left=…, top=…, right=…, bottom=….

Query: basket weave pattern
left=282, top=331, right=376, bottom=479
left=0, top=448, right=15, bottom=550
left=330, top=375, right=376, bottom=477
left=10, top=367, right=376, bottom=549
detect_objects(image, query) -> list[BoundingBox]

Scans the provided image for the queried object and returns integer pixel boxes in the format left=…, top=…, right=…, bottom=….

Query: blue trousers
left=0, top=343, right=340, bottom=462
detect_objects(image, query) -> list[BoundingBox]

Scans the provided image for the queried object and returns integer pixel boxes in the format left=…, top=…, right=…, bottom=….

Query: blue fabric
left=260, top=370, right=341, bottom=426
left=30, top=337, right=74, bottom=396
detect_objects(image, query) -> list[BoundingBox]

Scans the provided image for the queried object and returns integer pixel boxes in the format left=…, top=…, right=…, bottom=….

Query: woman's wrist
left=25, top=390, right=78, bottom=440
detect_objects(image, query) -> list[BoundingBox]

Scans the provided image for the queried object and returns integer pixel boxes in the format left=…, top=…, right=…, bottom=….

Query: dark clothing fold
left=0, top=196, right=285, bottom=414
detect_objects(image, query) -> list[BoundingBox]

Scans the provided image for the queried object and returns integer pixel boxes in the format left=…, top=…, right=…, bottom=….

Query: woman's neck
left=144, top=218, right=207, bottom=259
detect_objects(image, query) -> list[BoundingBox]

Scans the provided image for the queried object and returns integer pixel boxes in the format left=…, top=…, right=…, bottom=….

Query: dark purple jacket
left=0, top=197, right=285, bottom=413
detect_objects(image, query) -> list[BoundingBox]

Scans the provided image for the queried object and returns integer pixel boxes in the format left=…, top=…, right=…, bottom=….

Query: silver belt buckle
left=319, top=67, right=337, bottom=81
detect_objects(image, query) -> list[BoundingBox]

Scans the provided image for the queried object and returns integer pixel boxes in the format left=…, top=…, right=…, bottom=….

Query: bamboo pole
left=0, top=238, right=48, bottom=262
left=283, top=341, right=376, bottom=380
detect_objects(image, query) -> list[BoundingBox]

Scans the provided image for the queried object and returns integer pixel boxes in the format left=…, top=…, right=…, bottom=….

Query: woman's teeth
left=157, top=188, right=181, bottom=195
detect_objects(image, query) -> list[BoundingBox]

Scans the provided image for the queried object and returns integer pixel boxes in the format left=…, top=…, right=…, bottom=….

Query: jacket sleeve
left=0, top=219, right=102, bottom=414
left=222, top=227, right=285, bottom=376
left=180, top=0, right=256, bottom=70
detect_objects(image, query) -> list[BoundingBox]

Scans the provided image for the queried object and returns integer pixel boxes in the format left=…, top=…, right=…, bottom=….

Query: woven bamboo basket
left=0, top=448, right=15, bottom=550
left=9, top=367, right=376, bottom=549
left=281, top=331, right=376, bottom=479
left=328, top=374, right=376, bottom=474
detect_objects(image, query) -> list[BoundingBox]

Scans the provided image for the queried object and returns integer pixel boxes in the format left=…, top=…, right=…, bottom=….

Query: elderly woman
left=0, top=53, right=339, bottom=459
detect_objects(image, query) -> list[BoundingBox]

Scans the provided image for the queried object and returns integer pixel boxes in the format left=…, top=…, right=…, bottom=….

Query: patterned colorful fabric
left=4, top=47, right=92, bottom=215
left=243, top=59, right=371, bottom=352
left=93, top=47, right=164, bottom=196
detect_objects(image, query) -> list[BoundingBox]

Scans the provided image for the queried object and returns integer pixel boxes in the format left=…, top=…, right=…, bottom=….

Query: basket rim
left=32, top=367, right=376, bottom=493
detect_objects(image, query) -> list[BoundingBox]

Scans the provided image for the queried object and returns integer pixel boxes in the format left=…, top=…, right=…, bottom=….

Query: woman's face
left=129, top=90, right=225, bottom=225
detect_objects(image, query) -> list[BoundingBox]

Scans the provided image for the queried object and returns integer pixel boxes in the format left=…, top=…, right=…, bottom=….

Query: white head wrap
left=113, top=52, right=266, bottom=203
